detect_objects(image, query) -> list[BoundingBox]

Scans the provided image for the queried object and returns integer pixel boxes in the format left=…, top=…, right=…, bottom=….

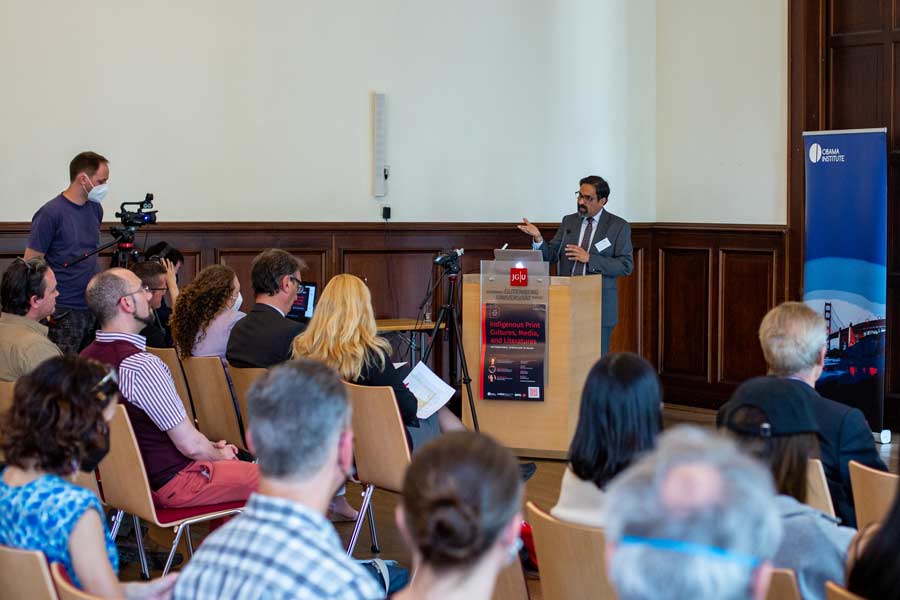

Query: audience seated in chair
left=292, top=273, right=465, bottom=452
left=551, top=352, right=661, bottom=528
left=225, top=249, right=306, bottom=368
left=0, top=257, right=61, bottom=381
left=0, top=355, right=175, bottom=598
left=170, top=264, right=244, bottom=359
left=142, top=241, right=183, bottom=328
left=172, top=359, right=384, bottom=600
left=81, top=268, right=258, bottom=509
left=604, top=426, right=782, bottom=600
left=845, top=479, right=900, bottom=599
left=130, top=260, right=174, bottom=348
left=720, top=377, right=856, bottom=600
left=736, top=301, right=887, bottom=527
left=391, top=431, right=523, bottom=600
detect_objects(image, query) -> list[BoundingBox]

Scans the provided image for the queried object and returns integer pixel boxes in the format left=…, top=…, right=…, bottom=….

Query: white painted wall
left=655, top=0, right=788, bottom=224
left=0, top=0, right=656, bottom=224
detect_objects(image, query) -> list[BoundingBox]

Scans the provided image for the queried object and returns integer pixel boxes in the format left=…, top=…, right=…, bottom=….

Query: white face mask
left=87, top=183, right=109, bottom=203
left=231, top=292, right=243, bottom=312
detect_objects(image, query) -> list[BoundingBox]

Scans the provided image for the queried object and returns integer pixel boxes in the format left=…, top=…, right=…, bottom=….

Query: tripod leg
left=447, top=306, right=480, bottom=432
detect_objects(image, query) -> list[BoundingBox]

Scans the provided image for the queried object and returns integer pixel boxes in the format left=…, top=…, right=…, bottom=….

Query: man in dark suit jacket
left=518, top=175, right=633, bottom=355
left=721, top=301, right=888, bottom=527
left=226, top=249, right=306, bottom=368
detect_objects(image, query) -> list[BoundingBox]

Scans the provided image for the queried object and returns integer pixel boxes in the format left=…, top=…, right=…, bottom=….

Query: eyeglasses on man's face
left=575, top=192, right=598, bottom=202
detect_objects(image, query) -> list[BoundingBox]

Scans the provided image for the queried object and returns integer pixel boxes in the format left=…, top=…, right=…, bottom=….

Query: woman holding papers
left=292, top=274, right=464, bottom=450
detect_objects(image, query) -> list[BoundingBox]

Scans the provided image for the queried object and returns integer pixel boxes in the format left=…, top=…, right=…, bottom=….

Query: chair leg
left=185, top=525, right=195, bottom=557
left=132, top=515, right=150, bottom=580
left=347, top=484, right=375, bottom=557
left=109, top=510, right=125, bottom=539
left=163, top=524, right=187, bottom=576
left=367, top=501, right=381, bottom=554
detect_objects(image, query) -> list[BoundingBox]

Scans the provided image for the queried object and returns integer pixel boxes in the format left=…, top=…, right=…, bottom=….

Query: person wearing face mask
left=169, top=264, right=245, bottom=359
left=25, top=151, right=109, bottom=355
left=0, top=355, right=177, bottom=598
left=173, top=360, right=385, bottom=600
left=130, top=260, right=176, bottom=348
left=81, top=268, right=259, bottom=509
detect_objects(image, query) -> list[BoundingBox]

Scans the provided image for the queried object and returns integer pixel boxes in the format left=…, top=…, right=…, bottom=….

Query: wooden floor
left=122, top=413, right=900, bottom=599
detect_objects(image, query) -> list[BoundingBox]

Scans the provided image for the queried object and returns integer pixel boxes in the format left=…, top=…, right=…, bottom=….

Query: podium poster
left=480, top=260, right=549, bottom=401
left=803, top=128, right=887, bottom=431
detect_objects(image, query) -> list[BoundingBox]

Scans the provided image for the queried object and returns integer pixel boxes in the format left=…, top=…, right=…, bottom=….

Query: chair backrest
left=146, top=347, right=194, bottom=420
left=0, top=545, right=59, bottom=600
left=181, top=356, right=244, bottom=447
left=51, top=562, right=101, bottom=600
left=849, top=459, right=899, bottom=529
left=228, top=363, right=266, bottom=433
left=766, top=568, right=801, bottom=600
left=96, top=405, right=159, bottom=524
left=825, top=581, right=866, bottom=600
left=342, top=382, right=411, bottom=492
left=492, top=560, right=529, bottom=600
left=72, top=471, right=103, bottom=502
left=806, top=458, right=836, bottom=517
left=0, top=380, right=15, bottom=461
left=525, top=501, right=613, bottom=600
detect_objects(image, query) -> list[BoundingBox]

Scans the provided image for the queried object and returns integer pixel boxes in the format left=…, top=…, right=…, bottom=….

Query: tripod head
left=434, top=248, right=464, bottom=274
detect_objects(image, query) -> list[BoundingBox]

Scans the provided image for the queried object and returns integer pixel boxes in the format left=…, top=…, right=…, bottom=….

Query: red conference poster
left=480, top=302, right=547, bottom=401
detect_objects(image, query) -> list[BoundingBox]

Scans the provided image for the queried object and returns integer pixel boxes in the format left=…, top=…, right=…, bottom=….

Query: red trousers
left=152, top=460, right=259, bottom=508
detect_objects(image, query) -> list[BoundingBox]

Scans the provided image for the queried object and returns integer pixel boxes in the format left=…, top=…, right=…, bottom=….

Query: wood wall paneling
left=829, top=44, right=884, bottom=129
left=829, top=0, right=883, bottom=36
left=658, top=248, right=711, bottom=381
left=0, top=221, right=787, bottom=416
left=717, top=249, right=777, bottom=384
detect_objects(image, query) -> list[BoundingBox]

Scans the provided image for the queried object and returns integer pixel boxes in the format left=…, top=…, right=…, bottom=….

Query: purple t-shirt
left=27, top=194, right=103, bottom=310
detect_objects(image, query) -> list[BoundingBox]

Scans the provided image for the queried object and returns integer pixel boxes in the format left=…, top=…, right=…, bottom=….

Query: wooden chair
left=180, top=356, right=245, bottom=448
left=825, top=581, right=866, bottom=600
left=50, top=562, right=102, bottom=600
left=343, top=382, right=412, bottom=557
left=766, top=568, right=801, bottom=600
left=806, top=458, right=836, bottom=517
left=525, top=501, right=613, bottom=600
left=0, top=545, right=59, bottom=600
left=492, top=560, right=529, bottom=600
left=97, top=405, right=243, bottom=577
left=0, top=380, right=15, bottom=461
left=849, top=460, right=899, bottom=529
left=228, top=363, right=266, bottom=432
left=146, top=347, right=195, bottom=420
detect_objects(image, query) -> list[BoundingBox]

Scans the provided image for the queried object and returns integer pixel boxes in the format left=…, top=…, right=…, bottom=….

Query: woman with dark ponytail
left=392, top=431, right=523, bottom=600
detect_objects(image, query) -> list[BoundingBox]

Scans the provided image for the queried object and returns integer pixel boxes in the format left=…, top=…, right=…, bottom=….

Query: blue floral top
left=0, top=468, right=118, bottom=589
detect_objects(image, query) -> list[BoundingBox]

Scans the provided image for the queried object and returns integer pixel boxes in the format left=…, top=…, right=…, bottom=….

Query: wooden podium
left=461, top=273, right=602, bottom=458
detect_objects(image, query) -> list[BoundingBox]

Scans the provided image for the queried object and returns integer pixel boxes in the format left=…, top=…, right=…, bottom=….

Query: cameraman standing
left=24, top=151, right=108, bottom=354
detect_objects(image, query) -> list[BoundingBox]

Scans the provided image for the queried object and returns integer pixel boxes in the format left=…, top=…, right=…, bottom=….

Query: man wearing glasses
left=130, top=260, right=173, bottom=347
left=518, top=175, right=633, bottom=355
left=226, top=249, right=307, bottom=368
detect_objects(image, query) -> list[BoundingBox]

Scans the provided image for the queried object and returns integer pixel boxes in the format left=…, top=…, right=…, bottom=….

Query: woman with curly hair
left=0, top=355, right=176, bottom=598
left=170, top=264, right=244, bottom=358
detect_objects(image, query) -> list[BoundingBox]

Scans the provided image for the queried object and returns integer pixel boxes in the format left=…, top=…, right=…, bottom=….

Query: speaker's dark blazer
left=717, top=377, right=888, bottom=527
left=226, top=303, right=305, bottom=368
left=538, top=209, right=633, bottom=327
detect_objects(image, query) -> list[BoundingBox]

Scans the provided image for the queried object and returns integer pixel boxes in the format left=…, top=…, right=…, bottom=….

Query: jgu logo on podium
left=809, top=142, right=846, bottom=164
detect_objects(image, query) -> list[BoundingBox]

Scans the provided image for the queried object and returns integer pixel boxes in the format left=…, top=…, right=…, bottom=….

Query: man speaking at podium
left=518, top=175, right=633, bottom=355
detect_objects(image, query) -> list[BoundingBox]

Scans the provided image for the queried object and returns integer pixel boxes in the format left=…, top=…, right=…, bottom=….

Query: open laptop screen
left=286, top=282, right=318, bottom=322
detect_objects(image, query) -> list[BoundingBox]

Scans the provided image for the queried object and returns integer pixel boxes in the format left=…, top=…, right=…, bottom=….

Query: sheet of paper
left=393, top=362, right=408, bottom=369
left=403, top=361, right=455, bottom=419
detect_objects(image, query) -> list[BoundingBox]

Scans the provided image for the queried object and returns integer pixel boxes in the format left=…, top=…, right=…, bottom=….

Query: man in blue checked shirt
left=173, top=359, right=385, bottom=600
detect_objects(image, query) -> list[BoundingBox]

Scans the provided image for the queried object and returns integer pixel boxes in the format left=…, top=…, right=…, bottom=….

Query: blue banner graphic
left=803, top=129, right=887, bottom=430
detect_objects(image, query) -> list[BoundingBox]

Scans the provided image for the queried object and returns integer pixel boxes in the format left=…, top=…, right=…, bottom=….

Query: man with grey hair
left=172, top=359, right=383, bottom=600
left=721, top=301, right=886, bottom=527
left=604, top=426, right=782, bottom=600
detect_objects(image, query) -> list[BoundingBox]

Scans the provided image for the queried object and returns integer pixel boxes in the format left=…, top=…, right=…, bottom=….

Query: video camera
left=115, top=193, right=158, bottom=229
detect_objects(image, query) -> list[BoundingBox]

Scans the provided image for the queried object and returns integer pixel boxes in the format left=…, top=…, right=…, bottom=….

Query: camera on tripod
left=115, top=193, right=157, bottom=229
left=434, top=248, right=464, bottom=273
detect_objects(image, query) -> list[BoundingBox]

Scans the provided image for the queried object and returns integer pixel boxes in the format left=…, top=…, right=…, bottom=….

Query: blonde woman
left=291, top=274, right=464, bottom=451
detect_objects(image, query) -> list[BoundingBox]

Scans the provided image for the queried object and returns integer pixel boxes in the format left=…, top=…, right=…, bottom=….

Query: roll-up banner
left=803, top=128, right=888, bottom=436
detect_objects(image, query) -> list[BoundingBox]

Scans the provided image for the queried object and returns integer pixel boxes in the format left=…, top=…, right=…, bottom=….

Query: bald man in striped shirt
left=82, top=268, right=258, bottom=508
